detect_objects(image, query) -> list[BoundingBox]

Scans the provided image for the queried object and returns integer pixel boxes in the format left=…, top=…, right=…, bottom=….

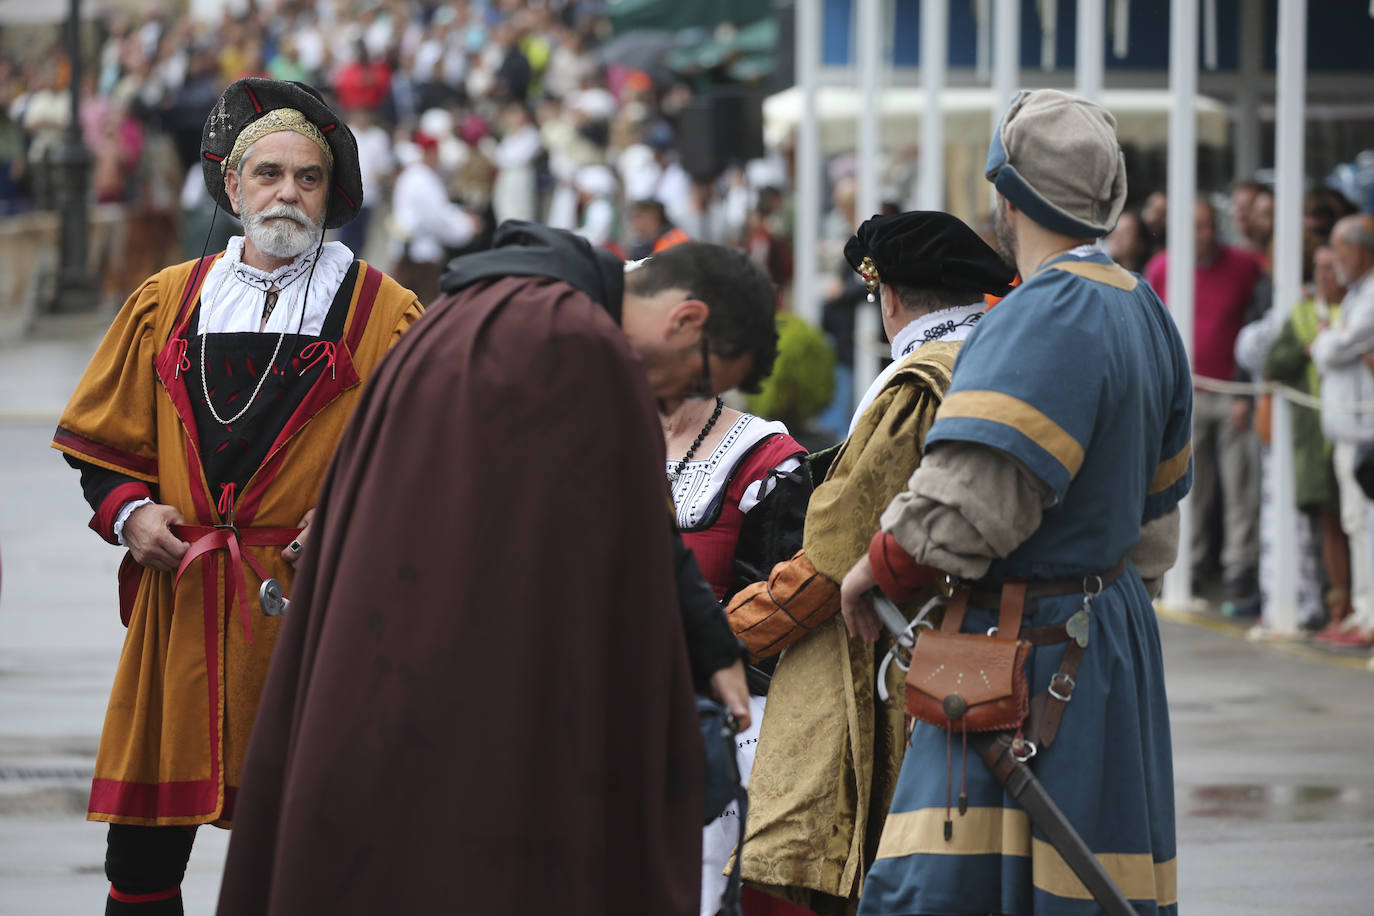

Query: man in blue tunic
left=839, top=89, right=1192, bottom=916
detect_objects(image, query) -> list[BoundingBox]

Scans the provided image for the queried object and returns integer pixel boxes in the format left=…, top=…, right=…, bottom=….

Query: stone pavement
left=0, top=316, right=229, bottom=914
left=2, top=317, right=1373, bottom=914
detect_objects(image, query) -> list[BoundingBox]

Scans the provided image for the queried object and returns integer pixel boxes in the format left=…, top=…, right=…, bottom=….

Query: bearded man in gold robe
left=52, top=78, right=421, bottom=914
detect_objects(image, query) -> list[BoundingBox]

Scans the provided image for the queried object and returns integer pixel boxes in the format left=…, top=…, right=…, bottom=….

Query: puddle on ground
left=1186, top=783, right=1374, bottom=821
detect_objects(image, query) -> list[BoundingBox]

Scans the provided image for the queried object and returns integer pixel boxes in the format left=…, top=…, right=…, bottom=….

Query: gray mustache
left=256, top=206, right=310, bottom=227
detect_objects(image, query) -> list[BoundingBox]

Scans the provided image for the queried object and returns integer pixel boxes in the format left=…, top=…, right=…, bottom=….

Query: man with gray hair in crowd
left=1311, top=213, right=1374, bottom=648
left=840, top=89, right=1191, bottom=915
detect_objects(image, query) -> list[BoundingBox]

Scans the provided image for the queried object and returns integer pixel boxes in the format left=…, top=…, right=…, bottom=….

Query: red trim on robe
left=117, top=552, right=142, bottom=627
left=156, top=256, right=223, bottom=469
left=90, top=481, right=154, bottom=544
left=89, top=776, right=218, bottom=819
left=109, top=885, right=182, bottom=903
left=173, top=255, right=219, bottom=329
left=53, top=428, right=158, bottom=479
left=345, top=264, right=384, bottom=351
left=203, top=535, right=223, bottom=818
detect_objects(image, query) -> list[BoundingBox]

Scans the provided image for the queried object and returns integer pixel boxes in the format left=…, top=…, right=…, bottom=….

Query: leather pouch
left=904, top=585, right=1031, bottom=732
left=905, top=630, right=1030, bottom=731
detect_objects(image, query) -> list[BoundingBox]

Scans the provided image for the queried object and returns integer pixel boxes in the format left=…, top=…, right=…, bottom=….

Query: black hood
left=439, top=221, right=625, bottom=321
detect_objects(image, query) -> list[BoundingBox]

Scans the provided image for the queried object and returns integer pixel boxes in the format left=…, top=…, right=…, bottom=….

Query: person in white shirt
left=336, top=106, right=393, bottom=258
left=491, top=102, right=543, bottom=224
left=1311, top=213, right=1374, bottom=645
left=390, top=130, right=479, bottom=303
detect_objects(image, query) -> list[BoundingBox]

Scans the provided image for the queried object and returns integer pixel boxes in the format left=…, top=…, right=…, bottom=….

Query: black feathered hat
left=200, top=78, right=363, bottom=230
left=844, top=210, right=1016, bottom=298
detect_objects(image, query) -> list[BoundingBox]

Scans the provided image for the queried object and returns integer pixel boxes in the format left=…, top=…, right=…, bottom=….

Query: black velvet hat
left=844, top=210, right=1016, bottom=297
left=200, top=78, right=363, bottom=230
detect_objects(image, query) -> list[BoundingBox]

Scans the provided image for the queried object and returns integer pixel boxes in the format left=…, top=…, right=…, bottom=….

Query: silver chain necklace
left=197, top=254, right=310, bottom=427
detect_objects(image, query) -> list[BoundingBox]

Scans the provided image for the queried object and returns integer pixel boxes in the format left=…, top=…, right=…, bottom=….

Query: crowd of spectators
left=0, top=0, right=796, bottom=308
left=10, top=3, right=1374, bottom=656
left=1122, top=175, right=1374, bottom=662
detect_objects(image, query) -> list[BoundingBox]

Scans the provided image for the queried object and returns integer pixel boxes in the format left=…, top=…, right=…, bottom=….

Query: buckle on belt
left=1048, top=671, right=1076, bottom=702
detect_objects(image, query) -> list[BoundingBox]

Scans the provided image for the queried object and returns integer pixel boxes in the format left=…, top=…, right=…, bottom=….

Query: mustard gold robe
left=740, top=341, right=958, bottom=913
left=52, top=255, right=422, bottom=827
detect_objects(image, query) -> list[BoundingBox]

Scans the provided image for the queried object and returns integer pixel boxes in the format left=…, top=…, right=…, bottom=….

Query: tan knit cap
left=984, top=89, right=1127, bottom=238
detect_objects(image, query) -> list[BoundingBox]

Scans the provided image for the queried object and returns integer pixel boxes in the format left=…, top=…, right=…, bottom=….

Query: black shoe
left=1223, top=571, right=1259, bottom=604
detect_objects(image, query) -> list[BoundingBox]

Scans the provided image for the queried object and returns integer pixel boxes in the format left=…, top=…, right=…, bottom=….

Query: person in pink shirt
left=1145, top=198, right=1263, bottom=606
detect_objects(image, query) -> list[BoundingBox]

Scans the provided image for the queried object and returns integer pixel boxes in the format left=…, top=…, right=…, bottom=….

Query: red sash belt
left=172, top=524, right=302, bottom=643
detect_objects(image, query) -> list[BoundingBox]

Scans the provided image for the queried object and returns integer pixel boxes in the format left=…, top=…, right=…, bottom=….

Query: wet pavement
left=3, top=318, right=1374, bottom=914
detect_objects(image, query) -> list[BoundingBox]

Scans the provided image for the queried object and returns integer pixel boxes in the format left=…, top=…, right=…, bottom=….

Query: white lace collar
left=197, top=237, right=355, bottom=336
left=890, top=300, right=985, bottom=361
left=225, top=236, right=323, bottom=292
left=848, top=300, right=985, bottom=437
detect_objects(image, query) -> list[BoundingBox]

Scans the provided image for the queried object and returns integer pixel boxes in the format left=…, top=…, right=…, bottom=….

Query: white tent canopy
left=764, top=85, right=1230, bottom=153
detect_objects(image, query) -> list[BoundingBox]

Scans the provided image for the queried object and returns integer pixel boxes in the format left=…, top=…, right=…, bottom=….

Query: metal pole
left=919, top=0, right=948, bottom=210
left=1233, top=0, right=1262, bottom=181
left=51, top=0, right=98, bottom=313
left=854, top=0, right=886, bottom=404
left=1112, top=0, right=1129, bottom=58
left=992, top=0, right=1021, bottom=130
left=991, top=0, right=1021, bottom=210
left=1161, top=0, right=1197, bottom=610
left=1075, top=0, right=1105, bottom=100
left=793, top=0, right=822, bottom=327
left=1266, top=0, right=1308, bottom=635
left=856, top=0, right=883, bottom=224
left=1039, top=0, right=1058, bottom=72
left=1203, top=0, right=1219, bottom=70
left=975, top=0, right=991, bottom=83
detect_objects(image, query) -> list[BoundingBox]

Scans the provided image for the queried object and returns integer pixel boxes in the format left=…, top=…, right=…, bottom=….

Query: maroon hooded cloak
left=219, top=224, right=702, bottom=914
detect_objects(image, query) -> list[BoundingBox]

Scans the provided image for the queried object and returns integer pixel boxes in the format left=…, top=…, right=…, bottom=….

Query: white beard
left=241, top=202, right=324, bottom=260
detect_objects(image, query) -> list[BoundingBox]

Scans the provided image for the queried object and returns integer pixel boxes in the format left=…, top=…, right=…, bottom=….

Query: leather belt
left=172, top=524, right=302, bottom=643
left=966, top=557, right=1128, bottom=609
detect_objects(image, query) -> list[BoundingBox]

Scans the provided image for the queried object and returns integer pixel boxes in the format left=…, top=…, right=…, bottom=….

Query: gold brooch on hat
left=859, top=256, right=880, bottom=303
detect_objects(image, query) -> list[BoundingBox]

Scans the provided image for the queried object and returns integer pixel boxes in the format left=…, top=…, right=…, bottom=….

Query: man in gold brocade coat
left=726, top=211, right=1016, bottom=913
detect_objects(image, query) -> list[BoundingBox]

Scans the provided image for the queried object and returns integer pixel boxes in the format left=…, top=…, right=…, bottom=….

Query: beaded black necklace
left=667, top=397, right=725, bottom=484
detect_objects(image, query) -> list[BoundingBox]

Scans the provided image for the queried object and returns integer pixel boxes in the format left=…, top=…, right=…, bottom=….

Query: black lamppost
left=49, top=0, right=98, bottom=312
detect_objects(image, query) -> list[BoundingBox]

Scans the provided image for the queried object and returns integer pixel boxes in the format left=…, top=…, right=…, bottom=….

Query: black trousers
left=104, top=824, right=196, bottom=914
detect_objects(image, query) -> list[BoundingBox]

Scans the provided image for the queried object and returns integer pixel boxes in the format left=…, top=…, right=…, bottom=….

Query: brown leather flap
left=907, top=631, right=1022, bottom=706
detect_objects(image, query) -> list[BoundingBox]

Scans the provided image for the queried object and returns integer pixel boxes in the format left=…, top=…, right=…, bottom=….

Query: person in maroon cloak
left=218, top=221, right=781, bottom=915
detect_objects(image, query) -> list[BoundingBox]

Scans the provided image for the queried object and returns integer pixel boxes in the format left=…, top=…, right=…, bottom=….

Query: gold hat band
left=224, top=108, right=333, bottom=175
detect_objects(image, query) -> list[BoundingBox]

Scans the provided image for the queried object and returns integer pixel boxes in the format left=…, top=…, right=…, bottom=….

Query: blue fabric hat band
left=984, top=119, right=1110, bottom=239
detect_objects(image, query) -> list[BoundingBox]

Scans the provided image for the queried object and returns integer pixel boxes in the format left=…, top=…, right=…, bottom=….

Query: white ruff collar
left=847, top=300, right=985, bottom=438
left=198, top=237, right=355, bottom=336
left=890, top=300, right=985, bottom=360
